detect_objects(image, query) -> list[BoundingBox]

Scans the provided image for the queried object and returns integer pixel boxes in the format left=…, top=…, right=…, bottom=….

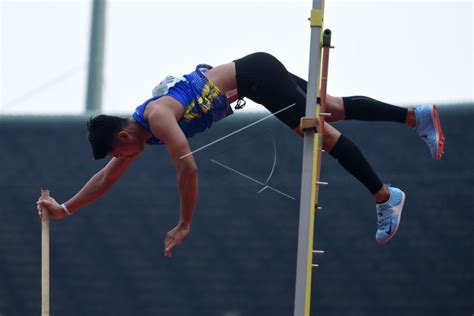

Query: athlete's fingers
left=165, top=235, right=172, bottom=247
left=37, top=199, right=53, bottom=208
left=37, top=202, right=49, bottom=219
left=165, top=238, right=177, bottom=257
left=166, top=239, right=177, bottom=251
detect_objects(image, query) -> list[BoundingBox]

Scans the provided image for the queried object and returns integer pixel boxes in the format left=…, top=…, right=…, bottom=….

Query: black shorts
left=233, top=52, right=308, bottom=129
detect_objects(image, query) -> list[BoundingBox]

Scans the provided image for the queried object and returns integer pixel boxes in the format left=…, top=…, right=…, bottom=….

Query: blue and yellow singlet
left=132, top=64, right=234, bottom=145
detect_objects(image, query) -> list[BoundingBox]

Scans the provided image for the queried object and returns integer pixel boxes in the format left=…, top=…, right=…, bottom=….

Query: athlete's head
left=86, top=115, right=145, bottom=159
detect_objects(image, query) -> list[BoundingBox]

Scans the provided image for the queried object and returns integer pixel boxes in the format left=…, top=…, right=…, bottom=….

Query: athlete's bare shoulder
left=143, top=96, right=184, bottom=122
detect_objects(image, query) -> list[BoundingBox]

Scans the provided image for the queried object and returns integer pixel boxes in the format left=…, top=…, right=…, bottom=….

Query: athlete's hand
left=164, top=223, right=190, bottom=257
left=36, top=197, right=68, bottom=220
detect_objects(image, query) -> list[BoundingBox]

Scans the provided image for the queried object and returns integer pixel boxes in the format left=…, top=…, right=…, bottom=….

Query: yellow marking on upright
left=310, top=9, right=324, bottom=27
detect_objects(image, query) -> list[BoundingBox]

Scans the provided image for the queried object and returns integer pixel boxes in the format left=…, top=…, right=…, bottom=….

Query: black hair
left=86, top=115, right=129, bottom=159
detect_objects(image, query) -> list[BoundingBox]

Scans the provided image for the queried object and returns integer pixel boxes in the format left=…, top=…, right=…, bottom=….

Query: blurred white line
left=180, top=103, right=296, bottom=159
left=210, top=159, right=296, bottom=200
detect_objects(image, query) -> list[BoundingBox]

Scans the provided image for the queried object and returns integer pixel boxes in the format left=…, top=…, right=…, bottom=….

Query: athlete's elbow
left=178, top=163, right=198, bottom=177
left=185, top=164, right=199, bottom=176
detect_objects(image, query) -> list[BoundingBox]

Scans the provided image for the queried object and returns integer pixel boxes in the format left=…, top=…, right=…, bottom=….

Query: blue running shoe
left=375, top=187, right=406, bottom=244
left=414, top=105, right=445, bottom=160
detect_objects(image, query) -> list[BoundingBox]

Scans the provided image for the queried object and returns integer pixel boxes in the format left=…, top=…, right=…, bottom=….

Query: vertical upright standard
left=294, top=0, right=326, bottom=315
left=40, top=189, right=50, bottom=316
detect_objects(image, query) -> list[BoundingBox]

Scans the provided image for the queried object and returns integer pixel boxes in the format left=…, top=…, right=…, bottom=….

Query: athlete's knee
left=322, top=123, right=341, bottom=152
left=325, top=95, right=345, bottom=122
left=293, top=127, right=304, bottom=138
left=293, top=122, right=341, bottom=150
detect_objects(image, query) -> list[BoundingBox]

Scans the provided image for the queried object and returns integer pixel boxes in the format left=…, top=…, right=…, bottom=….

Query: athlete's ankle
left=374, top=185, right=390, bottom=203
left=405, top=108, right=417, bottom=128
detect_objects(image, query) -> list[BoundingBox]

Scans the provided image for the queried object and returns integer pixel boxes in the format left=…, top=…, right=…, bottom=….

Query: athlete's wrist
left=60, top=203, right=73, bottom=216
left=178, top=221, right=191, bottom=230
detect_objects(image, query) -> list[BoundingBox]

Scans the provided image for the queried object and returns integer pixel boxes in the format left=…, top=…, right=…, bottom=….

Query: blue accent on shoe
left=375, top=186, right=406, bottom=244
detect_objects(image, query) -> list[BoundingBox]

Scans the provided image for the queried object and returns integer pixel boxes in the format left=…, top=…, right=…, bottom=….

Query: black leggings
left=234, top=52, right=307, bottom=129
left=233, top=52, right=386, bottom=195
left=233, top=52, right=407, bottom=127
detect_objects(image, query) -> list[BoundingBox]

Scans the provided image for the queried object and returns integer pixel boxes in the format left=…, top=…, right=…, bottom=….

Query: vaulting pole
left=40, top=189, right=50, bottom=316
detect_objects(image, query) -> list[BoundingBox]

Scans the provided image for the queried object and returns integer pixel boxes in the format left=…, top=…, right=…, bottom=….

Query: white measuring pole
left=293, top=0, right=325, bottom=315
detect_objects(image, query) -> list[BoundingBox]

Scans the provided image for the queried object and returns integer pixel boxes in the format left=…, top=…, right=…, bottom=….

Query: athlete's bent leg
left=293, top=123, right=405, bottom=244
left=342, top=96, right=445, bottom=159
left=287, top=73, right=411, bottom=125
left=293, top=122, right=390, bottom=203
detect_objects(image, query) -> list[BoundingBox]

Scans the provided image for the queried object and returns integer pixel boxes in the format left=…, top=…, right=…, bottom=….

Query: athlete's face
left=109, top=143, right=143, bottom=158
left=109, top=131, right=145, bottom=158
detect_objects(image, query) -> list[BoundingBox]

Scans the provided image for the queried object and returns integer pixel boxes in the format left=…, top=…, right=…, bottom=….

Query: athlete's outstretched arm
left=37, top=156, right=136, bottom=219
left=147, top=106, right=198, bottom=257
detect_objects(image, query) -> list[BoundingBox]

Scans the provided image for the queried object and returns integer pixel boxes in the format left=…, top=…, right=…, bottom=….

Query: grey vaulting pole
left=86, top=0, right=107, bottom=112
left=294, top=0, right=325, bottom=315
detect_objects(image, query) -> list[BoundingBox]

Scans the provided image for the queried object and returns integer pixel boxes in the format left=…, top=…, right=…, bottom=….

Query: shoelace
left=235, top=98, right=246, bottom=110
left=377, top=206, right=393, bottom=228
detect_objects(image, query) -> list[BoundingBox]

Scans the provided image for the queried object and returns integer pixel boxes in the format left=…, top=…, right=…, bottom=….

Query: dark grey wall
left=0, top=106, right=472, bottom=316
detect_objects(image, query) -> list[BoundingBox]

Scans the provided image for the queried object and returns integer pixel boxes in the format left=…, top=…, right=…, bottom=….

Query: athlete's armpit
left=147, top=107, right=197, bottom=169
